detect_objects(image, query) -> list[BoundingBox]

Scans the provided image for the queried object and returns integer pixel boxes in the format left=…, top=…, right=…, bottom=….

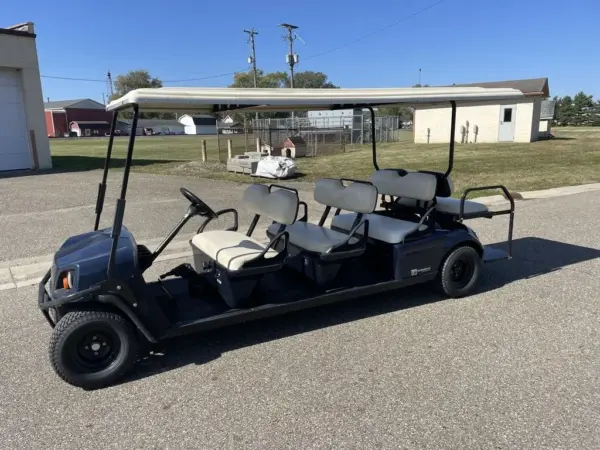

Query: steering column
left=148, top=188, right=218, bottom=268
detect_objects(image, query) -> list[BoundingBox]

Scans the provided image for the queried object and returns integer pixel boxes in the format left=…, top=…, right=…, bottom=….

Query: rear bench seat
left=393, top=174, right=489, bottom=216
left=331, top=170, right=438, bottom=244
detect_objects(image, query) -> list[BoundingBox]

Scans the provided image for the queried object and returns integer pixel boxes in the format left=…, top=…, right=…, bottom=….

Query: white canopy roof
left=106, top=86, right=524, bottom=113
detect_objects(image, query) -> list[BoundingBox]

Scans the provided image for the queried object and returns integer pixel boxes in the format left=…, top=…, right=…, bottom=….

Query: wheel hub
left=76, top=331, right=116, bottom=367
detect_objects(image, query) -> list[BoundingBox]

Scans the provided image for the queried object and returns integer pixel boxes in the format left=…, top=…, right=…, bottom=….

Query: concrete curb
left=3, top=182, right=600, bottom=290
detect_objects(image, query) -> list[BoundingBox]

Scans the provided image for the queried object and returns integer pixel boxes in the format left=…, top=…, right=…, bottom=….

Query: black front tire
left=436, top=245, right=482, bottom=298
left=49, top=310, right=139, bottom=389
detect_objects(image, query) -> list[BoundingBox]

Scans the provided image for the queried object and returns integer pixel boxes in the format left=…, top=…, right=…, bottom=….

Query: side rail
left=460, top=185, right=515, bottom=258
left=197, top=208, right=239, bottom=234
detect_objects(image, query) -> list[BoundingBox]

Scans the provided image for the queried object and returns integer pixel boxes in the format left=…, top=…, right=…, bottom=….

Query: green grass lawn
left=49, top=127, right=600, bottom=196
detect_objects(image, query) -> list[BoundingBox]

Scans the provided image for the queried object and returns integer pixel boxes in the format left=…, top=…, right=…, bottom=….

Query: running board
left=483, top=245, right=510, bottom=263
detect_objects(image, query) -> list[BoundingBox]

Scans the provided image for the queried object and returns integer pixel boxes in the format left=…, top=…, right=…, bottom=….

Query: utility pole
left=418, top=68, right=421, bottom=86
left=106, top=71, right=114, bottom=102
left=243, top=27, right=259, bottom=121
left=279, top=23, right=299, bottom=123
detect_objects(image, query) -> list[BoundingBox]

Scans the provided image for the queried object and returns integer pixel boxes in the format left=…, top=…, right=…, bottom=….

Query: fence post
left=256, top=137, right=261, bottom=153
left=201, top=140, right=207, bottom=162
left=227, top=139, right=233, bottom=159
left=216, top=123, right=221, bottom=161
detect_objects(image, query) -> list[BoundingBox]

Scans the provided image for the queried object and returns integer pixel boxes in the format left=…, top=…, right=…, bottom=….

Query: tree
left=109, top=69, right=174, bottom=119
left=288, top=71, right=338, bottom=89
left=228, top=69, right=338, bottom=121
left=572, top=91, right=595, bottom=125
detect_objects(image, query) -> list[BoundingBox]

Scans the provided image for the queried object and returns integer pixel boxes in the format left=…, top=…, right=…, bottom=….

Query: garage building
left=44, top=98, right=111, bottom=137
left=413, top=78, right=549, bottom=144
left=0, top=22, right=50, bottom=171
left=178, top=114, right=217, bottom=135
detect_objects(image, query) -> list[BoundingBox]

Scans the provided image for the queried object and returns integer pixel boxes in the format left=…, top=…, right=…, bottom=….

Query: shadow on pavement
left=123, top=236, right=600, bottom=386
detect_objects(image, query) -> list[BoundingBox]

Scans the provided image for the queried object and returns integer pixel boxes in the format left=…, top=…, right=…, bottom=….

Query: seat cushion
left=270, top=222, right=356, bottom=254
left=331, top=213, right=426, bottom=244
left=191, top=230, right=277, bottom=271
left=395, top=197, right=489, bottom=215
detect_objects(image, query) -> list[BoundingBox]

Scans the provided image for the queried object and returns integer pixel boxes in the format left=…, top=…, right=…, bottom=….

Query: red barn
left=44, top=98, right=111, bottom=137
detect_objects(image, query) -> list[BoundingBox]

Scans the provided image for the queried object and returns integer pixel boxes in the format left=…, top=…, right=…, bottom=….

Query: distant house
left=413, top=77, right=550, bottom=143
left=118, top=119, right=185, bottom=136
left=178, top=114, right=217, bottom=135
left=44, top=98, right=111, bottom=138
left=69, top=121, right=110, bottom=137
left=217, top=117, right=243, bottom=134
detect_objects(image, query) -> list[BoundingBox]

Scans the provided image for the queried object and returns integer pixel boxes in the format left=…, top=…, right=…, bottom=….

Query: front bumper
left=38, top=269, right=56, bottom=327
left=38, top=267, right=103, bottom=328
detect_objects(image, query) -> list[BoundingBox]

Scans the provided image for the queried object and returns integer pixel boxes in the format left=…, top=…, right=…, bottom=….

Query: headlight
left=57, top=270, right=74, bottom=289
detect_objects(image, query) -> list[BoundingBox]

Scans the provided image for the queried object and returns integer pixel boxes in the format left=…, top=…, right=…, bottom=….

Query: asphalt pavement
left=1, top=186, right=599, bottom=449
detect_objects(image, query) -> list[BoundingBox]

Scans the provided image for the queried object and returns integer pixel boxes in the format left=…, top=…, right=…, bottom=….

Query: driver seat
left=190, top=184, right=299, bottom=307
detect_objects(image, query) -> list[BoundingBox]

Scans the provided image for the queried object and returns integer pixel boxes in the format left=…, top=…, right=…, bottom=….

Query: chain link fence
left=215, top=113, right=409, bottom=158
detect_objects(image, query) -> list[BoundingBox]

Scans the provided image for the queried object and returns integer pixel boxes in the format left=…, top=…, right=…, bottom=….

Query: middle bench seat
left=331, top=170, right=438, bottom=244
left=268, top=178, right=379, bottom=255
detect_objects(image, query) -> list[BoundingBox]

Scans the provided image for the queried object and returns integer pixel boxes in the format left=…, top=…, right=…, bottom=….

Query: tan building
left=413, top=78, right=549, bottom=144
left=0, top=22, right=51, bottom=171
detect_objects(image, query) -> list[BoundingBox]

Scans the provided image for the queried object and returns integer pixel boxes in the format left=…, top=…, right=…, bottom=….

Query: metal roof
left=44, top=98, right=106, bottom=110
left=106, top=86, right=525, bottom=113
left=447, top=78, right=549, bottom=97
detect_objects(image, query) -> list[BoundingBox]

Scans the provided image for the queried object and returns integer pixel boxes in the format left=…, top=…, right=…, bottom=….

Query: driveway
left=1, top=189, right=599, bottom=449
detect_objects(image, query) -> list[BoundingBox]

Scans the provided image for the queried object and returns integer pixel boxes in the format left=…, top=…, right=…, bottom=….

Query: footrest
left=482, top=245, right=510, bottom=263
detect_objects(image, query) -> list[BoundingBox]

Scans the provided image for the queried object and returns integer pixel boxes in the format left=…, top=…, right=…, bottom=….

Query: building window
left=503, top=108, right=513, bottom=123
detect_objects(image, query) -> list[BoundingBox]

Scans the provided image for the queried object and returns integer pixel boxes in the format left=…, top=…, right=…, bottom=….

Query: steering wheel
left=180, top=187, right=218, bottom=219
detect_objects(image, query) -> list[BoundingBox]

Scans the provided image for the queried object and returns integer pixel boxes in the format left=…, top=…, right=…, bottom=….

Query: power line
left=40, top=70, right=246, bottom=84
left=41, top=1, right=447, bottom=85
left=303, top=0, right=448, bottom=61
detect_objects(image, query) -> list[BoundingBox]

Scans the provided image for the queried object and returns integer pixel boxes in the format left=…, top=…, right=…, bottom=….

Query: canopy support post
left=367, top=107, right=378, bottom=170
left=444, top=100, right=457, bottom=177
left=94, top=111, right=119, bottom=231
left=108, top=105, right=139, bottom=279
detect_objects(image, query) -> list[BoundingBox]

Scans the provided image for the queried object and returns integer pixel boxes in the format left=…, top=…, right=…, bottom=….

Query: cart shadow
left=123, top=236, right=600, bottom=385
left=477, top=236, right=600, bottom=293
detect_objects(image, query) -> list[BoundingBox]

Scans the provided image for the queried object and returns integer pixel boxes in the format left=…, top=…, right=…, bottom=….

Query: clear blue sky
left=5, top=0, right=599, bottom=103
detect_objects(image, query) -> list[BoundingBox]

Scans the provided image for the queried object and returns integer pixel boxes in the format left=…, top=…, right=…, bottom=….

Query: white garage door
left=0, top=69, right=31, bottom=171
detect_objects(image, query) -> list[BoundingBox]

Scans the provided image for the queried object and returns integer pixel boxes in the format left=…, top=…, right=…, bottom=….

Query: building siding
left=414, top=98, right=539, bottom=144
left=1, top=29, right=51, bottom=169
left=44, top=110, right=54, bottom=136
left=51, top=111, right=68, bottom=136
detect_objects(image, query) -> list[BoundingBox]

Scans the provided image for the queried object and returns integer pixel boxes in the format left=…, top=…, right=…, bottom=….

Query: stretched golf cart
left=38, top=86, right=519, bottom=389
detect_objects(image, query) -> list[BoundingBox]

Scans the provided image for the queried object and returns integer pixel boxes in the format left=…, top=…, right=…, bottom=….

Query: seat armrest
left=260, top=230, right=289, bottom=258
left=197, top=208, right=239, bottom=233
left=298, top=201, right=308, bottom=222
left=328, top=218, right=370, bottom=254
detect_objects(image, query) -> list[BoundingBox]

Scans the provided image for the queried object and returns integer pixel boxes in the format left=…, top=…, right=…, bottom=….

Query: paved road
left=1, top=190, right=600, bottom=449
left=0, top=170, right=316, bottom=262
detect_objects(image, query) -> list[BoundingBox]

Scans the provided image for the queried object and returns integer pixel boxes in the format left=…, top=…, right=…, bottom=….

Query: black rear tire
left=49, top=310, right=139, bottom=389
left=435, top=245, right=482, bottom=298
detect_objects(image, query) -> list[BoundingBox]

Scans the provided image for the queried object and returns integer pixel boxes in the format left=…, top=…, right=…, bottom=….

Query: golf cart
left=38, top=86, right=518, bottom=389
